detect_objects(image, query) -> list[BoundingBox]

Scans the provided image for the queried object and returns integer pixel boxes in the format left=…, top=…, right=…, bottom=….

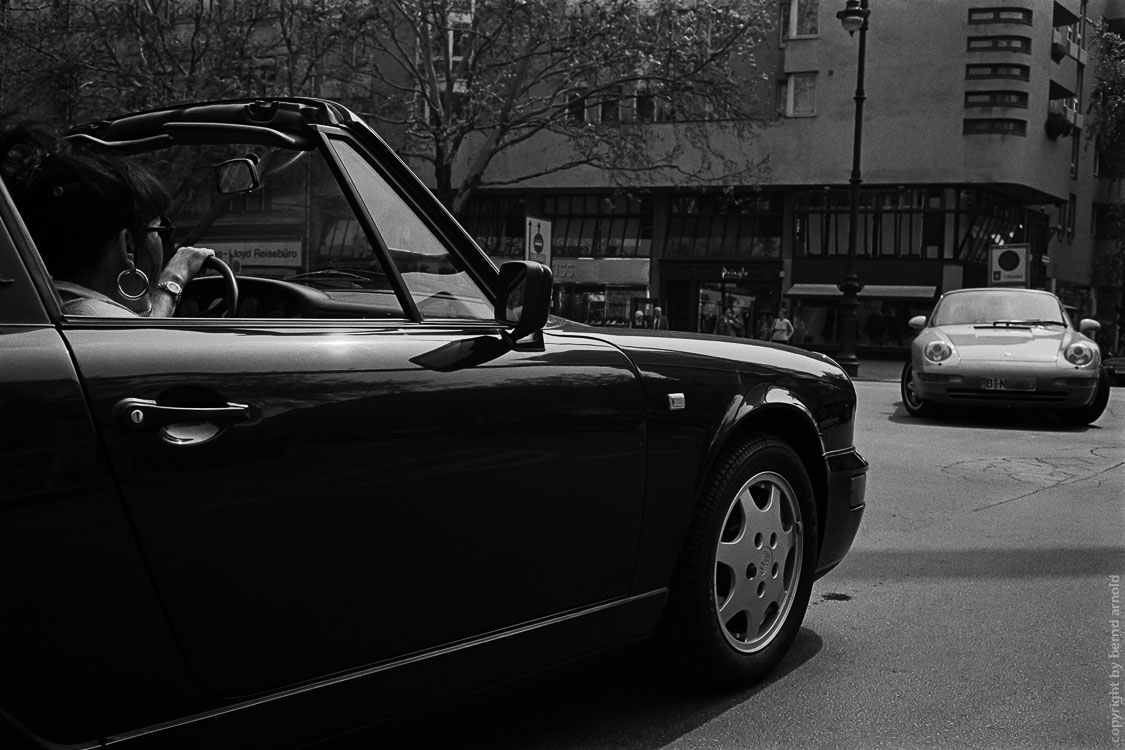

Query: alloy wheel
left=713, top=471, right=803, bottom=653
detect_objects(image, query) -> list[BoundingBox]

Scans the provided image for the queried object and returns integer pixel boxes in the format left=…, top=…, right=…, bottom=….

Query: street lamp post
left=835, top=0, right=869, bottom=377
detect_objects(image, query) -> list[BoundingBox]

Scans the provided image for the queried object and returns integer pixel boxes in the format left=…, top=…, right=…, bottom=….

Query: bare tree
left=2, top=0, right=775, bottom=217
left=353, top=0, right=775, bottom=214
left=0, top=0, right=372, bottom=125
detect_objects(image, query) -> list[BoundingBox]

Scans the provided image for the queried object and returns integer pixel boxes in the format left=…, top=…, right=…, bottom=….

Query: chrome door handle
left=114, top=398, right=250, bottom=431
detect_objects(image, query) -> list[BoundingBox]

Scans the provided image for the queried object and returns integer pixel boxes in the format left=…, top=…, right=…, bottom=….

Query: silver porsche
left=900, top=287, right=1110, bottom=424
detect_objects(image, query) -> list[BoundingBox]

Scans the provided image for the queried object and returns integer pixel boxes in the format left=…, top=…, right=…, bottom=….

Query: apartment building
left=462, top=0, right=1122, bottom=355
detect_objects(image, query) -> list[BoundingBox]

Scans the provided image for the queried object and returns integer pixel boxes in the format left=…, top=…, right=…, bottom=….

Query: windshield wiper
left=973, top=319, right=1066, bottom=329
left=974, top=320, right=1030, bottom=328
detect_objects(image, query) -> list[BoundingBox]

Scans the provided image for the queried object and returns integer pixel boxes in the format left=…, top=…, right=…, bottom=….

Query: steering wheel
left=199, top=255, right=239, bottom=317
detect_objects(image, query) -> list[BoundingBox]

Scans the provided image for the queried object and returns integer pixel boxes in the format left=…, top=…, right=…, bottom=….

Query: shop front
left=784, top=283, right=937, bottom=354
left=660, top=262, right=784, bottom=337
left=550, top=257, right=651, bottom=327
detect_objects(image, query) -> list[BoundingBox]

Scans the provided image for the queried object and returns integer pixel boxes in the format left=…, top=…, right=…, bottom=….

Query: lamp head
left=837, top=0, right=869, bottom=35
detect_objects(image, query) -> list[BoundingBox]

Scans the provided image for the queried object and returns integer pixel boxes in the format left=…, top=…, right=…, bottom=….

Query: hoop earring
left=116, top=265, right=150, bottom=301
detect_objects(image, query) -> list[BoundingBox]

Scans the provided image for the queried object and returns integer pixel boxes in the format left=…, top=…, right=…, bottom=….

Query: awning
left=785, top=283, right=936, bottom=299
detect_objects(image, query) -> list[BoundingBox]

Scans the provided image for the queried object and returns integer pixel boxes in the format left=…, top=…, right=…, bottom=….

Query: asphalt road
left=349, top=383, right=1125, bottom=750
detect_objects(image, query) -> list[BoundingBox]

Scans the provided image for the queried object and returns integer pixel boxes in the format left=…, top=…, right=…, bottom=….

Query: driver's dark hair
left=0, top=117, right=170, bottom=278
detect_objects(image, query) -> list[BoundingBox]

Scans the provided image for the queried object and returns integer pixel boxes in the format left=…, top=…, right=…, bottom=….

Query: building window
left=968, top=8, right=1032, bottom=25
left=600, top=86, right=622, bottom=123
left=461, top=195, right=527, bottom=259
left=965, top=63, right=1030, bottom=80
left=542, top=193, right=653, bottom=258
left=665, top=192, right=783, bottom=258
left=636, top=90, right=656, bottom=122
left=1068, top=193, right=1077, bottom=239
left=963, top=118, right=1027, bottom=135
left=567, top=92, right=587, bottom=123
left=1093, top=203, right=1124, bottom=240
left=779, top=72, right=816, bottom=117
left=794, top=188, right=950, bottom=260
left=963, top=90, right=1029, bottom=108
left=967, top=35, right=1031, bottom=53
left=780, top=0, right=818, bottom=41
left=1071, top=131, right=1081, bottom=179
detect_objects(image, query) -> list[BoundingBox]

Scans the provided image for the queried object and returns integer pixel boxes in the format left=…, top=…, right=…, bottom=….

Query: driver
left=0, top=119, right=213, bottom=317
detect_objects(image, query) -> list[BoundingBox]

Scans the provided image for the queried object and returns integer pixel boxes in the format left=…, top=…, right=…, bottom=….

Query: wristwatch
left=157, top=279, right=183, bottom=305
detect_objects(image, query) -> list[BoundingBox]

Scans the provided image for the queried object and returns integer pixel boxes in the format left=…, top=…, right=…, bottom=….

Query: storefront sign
left=209, top=241, right=303, bottom=273
left=550, top=257, right=650, bottom=285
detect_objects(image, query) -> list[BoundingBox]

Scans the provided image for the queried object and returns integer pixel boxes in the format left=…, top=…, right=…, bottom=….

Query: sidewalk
left=849, top=357, right=905, bottom=382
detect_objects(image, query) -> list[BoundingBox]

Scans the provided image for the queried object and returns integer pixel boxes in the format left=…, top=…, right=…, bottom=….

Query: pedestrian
left=771, top=307, right=795, bottom=343
left=651, top=305, right=669, bottom=330
left=630, top=309, right=649, bottom=329
left=717, top=306, right=743, bottom=337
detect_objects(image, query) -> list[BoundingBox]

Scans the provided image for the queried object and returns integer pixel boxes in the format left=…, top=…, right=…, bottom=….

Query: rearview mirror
left=1079, top=318, right=1101, bottom=335
left=496, top=261, right=552, bottom=342
left=215, top=156, right=261, bottom=195
left=908, top=315, right=927, bottom=331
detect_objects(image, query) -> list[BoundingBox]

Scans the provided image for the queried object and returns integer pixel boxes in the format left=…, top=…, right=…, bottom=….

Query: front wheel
left=1056, top=368, right=1110, bottom=426
left=667, top=437, right=817, bottom=688
left=901, top=362, right=939, bottom=418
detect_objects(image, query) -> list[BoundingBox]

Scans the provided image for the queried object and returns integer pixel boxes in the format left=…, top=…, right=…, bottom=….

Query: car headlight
left=1062, top=342, right=1096, bottom=366
left=923, top=340, right=955, bottom=363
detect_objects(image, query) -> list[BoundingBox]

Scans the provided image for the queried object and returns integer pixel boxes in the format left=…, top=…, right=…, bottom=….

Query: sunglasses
left=144, top=215, right=177, bottom=252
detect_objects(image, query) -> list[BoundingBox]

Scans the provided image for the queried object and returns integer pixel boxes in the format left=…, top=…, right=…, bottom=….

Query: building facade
left=462, top=0, right=1124, bottom=356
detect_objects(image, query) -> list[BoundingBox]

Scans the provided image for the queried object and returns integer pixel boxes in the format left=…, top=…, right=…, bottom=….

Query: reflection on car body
left=0, top=98, right=867, bottom=749
left=901, top=287, right=1110, bottom=424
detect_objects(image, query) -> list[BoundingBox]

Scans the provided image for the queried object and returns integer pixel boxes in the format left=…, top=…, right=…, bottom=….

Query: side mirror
left=215, top=156, right=262, bottom=195
left=496, top=261, right=552, bottom=342
left=1079, top=318, right=1101, bottom=335
left=908, top=315, right=927, bottom=331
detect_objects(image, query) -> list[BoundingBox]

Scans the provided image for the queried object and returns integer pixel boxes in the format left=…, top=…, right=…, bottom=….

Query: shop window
left=542, top=193, right=653, bottom=258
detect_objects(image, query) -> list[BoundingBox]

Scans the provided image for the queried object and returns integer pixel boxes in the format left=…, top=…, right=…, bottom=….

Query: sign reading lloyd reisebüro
left=209, top=241, right=302, bottom=274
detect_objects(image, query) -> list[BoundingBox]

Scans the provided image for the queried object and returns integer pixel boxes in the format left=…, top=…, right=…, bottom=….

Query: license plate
left=982, top=377, right=1035, bottom=391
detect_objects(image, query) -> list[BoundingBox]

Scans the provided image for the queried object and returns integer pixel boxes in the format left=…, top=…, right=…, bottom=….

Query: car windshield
left=125, top=139, right=492, bottom=320
left=930, top=290, right=1069, bottom=327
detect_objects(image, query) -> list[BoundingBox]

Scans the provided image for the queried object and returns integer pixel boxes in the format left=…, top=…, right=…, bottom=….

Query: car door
left=58, top=129, right=648, bottom=698
left=64, top=319, right=646, bottom=698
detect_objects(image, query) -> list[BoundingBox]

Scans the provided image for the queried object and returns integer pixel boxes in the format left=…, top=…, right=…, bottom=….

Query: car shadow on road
left=885, top=401, right=1106, bottom=432
left=325, top=628, right=825, bottom=750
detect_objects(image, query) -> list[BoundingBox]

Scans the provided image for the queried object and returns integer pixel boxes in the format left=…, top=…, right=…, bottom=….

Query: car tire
left=901, top=362, right=939, bottom=418
left=1056, top=368, right=1111, bottom=426
left=667, top=436, right=817, bottom=688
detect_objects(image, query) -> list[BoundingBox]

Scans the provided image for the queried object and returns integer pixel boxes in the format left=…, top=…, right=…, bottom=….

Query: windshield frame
left=930, top=289, right=1072, bottom=328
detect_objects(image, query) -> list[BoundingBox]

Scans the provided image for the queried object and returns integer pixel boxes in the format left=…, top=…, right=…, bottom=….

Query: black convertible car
left=0, top=98, right=867, bottom=749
